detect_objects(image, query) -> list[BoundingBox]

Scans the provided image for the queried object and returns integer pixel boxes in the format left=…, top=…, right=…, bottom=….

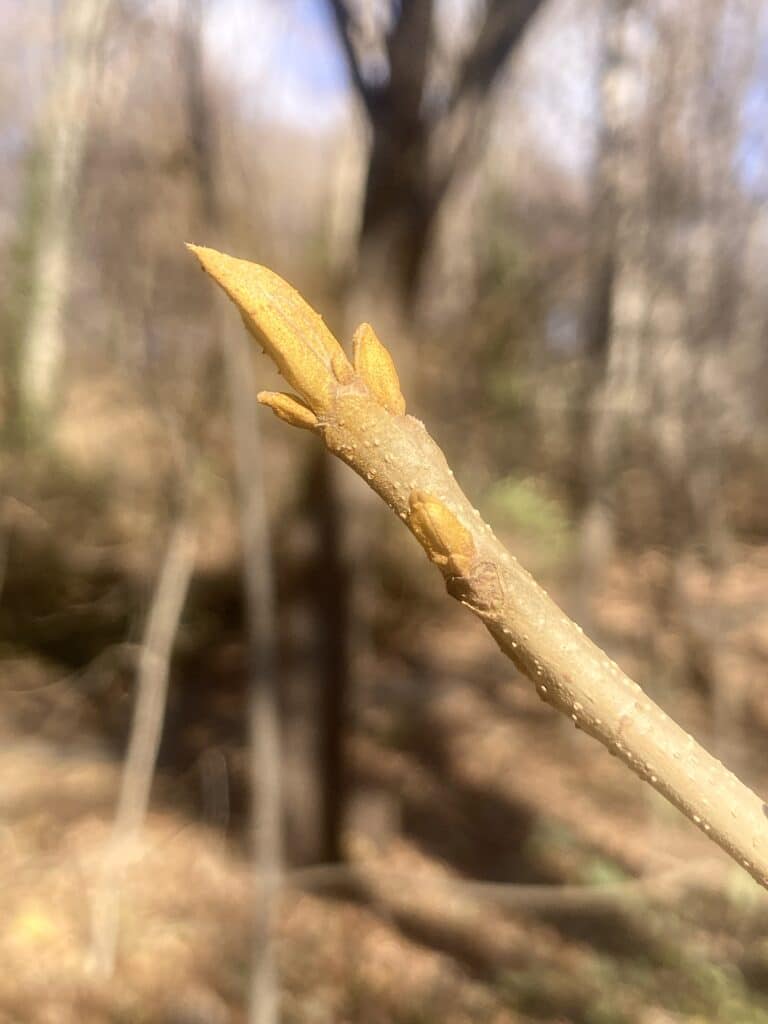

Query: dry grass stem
left=88, top=520, right=196, bottom=976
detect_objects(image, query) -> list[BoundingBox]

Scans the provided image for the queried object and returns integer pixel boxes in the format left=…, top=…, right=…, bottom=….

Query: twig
left=187, top=244, right=768, bottom=891
left=287, top=857, right=725, bottom=912
left=88, top=520, right=196, bottom=977
left=326, top=0, right=379, bottom=119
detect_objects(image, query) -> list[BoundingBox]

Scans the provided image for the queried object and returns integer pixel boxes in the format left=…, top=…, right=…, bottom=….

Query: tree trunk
left=331, top=0, right=546, bottom=326
left=16, top=0, right=113, bottom=436
left=578, top=0, right=648, bottom=609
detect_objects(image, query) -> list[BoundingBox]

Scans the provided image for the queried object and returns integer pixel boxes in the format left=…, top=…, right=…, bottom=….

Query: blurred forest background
left=2, top=0, right=768, bottom=1021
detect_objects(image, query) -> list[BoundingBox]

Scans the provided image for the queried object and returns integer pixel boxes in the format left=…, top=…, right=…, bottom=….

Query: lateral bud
left=352, top=322, right=406, bottom=416
left=257, top=391, right=319, bottom=431
left=408, top=491, right=475, bottom=577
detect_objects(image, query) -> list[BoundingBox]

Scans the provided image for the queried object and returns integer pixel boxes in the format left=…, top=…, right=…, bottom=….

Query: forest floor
left=3, top=378, right=768, bottom=1024
left=3, top=545, right=768, bottom=1024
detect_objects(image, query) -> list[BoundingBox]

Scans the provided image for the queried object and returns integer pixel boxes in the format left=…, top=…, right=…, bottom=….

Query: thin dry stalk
left=88, top=520, right=196, bottom=977
left=288, top=857, right=724, bottom=913
left=176, top=0, right=283, bottom=1012
left=218, top=302, right=282, bottom=1024
left=188, top=245, right=768, bottom=891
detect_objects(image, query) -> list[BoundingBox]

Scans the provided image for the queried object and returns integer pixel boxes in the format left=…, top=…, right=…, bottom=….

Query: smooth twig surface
left=188, top=244, right=768, bottom=891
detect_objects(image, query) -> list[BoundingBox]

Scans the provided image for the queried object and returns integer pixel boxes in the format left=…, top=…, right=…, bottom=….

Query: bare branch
left=326, top=0, right=379, bottom=119
left=451, top=0, right=544, bottom=111
left=426, top=0, right=546, bottom=224
left=385, top=0, right=433, bottom=118
left=189, top=244, right=768, bottom=892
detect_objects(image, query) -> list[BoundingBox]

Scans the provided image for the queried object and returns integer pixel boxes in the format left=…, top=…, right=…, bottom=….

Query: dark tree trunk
left=330, top=0, right=545, bottom=317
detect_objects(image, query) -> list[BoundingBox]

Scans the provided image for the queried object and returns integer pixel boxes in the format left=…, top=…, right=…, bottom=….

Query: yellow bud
left=408, top=491, right=475, bottom=576
left=352, top=323, right=406, bottom=416
left=258, top=391, right=319, bottom=431
left=187, top=244, right=353, bottom=411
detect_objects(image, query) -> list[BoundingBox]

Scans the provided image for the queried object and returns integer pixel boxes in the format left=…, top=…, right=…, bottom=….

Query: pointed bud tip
left=185, top=243, right=234, bottom=280
left=186, top=242, right=243, bottom=274
left=353, top=321, right=406, bottom=416
left=185, top=241, right=209, bottom=262
left=188, top=244, right=343, bottom=411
